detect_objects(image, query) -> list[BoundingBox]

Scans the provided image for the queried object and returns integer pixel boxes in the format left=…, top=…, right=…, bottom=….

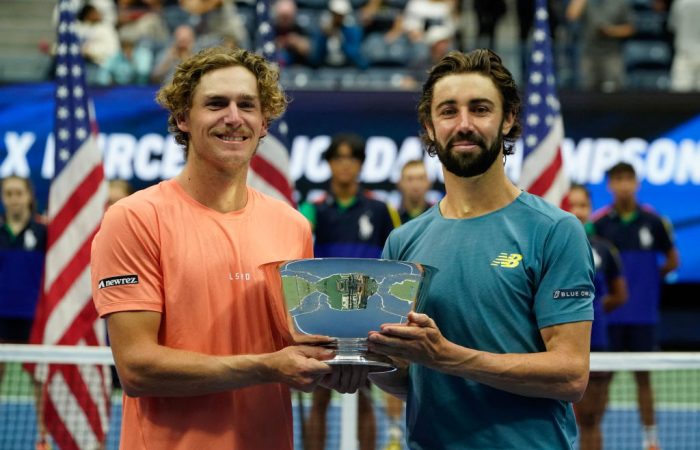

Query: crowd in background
left=37, top=0, right=700, bottom=91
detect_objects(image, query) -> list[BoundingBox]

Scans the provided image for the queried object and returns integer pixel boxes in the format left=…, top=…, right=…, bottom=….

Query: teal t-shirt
left=382, top=191, right=594, bottom=450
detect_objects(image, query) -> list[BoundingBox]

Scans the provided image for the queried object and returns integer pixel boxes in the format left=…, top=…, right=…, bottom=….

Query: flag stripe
left=27, top=1, right=111, bottom=448
left=249, top=0, right=296, bottom=206
left=43, top=386, right=81, bottom=450
left=525, top=146, right=563, bottom=195
left=258, top=135, right=292, bottom=172
left=47, top=162, right=104, bottom=249
left=42, top=242, right=95, bottom=345
left=250, top=154, right=294, bottom=203
left=43, top=230, right=97, bottom=318
left=519, top=117, right=564, bottom=189
left=44, top=180, right=105, bottom=289
left=50, top=370, right=99, bottom=449
left=47, top=138, right=103, bottom=221
left=519, top=0, right=569, bottom=207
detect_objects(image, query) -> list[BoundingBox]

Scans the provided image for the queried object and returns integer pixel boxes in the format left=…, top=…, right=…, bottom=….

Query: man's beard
left=436, top=128, right=503, bottom=178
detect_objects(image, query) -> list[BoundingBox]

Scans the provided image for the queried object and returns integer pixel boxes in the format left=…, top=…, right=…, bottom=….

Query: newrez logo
left=98, top=275, right=139, bottom=289
left=553, top=289, right=592, bottom=299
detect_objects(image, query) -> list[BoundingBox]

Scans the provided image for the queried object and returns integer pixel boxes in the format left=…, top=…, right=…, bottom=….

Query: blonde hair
left=156, top=47, right=288, bottom=153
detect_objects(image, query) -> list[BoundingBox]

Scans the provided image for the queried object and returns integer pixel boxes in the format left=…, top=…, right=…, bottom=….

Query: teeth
left=220, top=136, right=245, bottom=142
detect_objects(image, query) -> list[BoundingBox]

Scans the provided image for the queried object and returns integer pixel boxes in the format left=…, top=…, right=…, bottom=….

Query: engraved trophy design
left=262, top=258, right=434, bottom=372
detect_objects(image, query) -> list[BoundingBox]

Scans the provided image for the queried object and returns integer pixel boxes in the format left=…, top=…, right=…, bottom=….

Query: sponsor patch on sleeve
left=97, top=275, right=139, bottom=289
left=552, top=288, right=592, bottom=300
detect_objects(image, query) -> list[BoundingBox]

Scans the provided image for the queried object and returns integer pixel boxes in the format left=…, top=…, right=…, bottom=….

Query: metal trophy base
left=323, top=338, right=396, bottom=373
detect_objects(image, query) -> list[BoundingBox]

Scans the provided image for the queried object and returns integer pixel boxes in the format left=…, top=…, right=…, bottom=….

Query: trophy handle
left=260, top=260, right=296, bottom=345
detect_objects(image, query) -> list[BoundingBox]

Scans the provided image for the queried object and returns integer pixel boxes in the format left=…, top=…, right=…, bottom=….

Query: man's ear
left=423, top=121, right=435, bottom=141
left=260, top=118, right=268, bottom=139
left=175, top=112, right=189, bottom=133
left=502, top=111, right=515, bottom=136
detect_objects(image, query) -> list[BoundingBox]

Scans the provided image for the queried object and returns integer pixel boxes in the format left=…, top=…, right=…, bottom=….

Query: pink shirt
left=91, top=179, right=313, bottom=450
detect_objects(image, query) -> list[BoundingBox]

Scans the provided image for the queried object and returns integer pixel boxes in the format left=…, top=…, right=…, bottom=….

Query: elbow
left=565, top=372, right=589, bottom=402
left=117, top=368, right=149, bottom=398
left=114, top=359, right=158, bottom=398
left=561, top=361, right=590, bottom=402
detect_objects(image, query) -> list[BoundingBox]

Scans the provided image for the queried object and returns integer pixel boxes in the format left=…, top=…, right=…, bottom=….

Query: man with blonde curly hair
left=91, top=47, right=365, bottom=450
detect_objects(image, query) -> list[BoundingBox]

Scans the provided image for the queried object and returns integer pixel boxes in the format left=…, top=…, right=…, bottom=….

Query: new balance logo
left=491, top=253, right=523, bottom=268
left=98, top=275, right=139, bottom=289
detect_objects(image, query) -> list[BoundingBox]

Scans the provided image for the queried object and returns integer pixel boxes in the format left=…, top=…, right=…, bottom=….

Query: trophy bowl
left=261, top=258, right=435, bottom=373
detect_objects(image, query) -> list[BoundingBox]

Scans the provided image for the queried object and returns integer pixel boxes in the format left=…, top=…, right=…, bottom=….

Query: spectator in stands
left=568, top=184, right=627, bottom=450
left=387, top=24, right=456, bottom=89
left=593, top=162, right=680, bottom=450
left=91, top=46, right=365, bottom=450
left=410, top=24, right=456, bottom=70
left=116, top=0, right=170, bottom=48
left=179, top=0, right=250, bottom=50
left=54, top=0, right=118, bottom=26
left=357, top=0, right=384, bottom=31
left=75, top=3, right=120, bottom=81
left=96, top=33, right=154, bottom=85
left=566, top=0, right=635, bottom=92
left=272, top=0, right=312, bottom=67
left=473, top=0, right=506, bottom=49
left=384, top=0, right=458, bottom=46
left=668, top=0, right=700, bottom=91
left=151, top=24, right=197, bottom=83
left=299, top=133, right=401, bottom=450
left=310, top=0, right=368, bottom=69
left=516, top=0, right=562, bottom=84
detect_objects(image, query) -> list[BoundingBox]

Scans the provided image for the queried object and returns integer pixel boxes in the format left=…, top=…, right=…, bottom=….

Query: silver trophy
left=261, top=258, right=434, bottom=373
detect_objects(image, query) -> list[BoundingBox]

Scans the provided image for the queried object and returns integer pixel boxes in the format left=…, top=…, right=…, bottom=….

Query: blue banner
left=1, top=84, right=699, bottom=282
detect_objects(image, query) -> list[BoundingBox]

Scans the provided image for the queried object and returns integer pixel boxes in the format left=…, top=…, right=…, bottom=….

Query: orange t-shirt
left=91, top=179, right=313, bottom=450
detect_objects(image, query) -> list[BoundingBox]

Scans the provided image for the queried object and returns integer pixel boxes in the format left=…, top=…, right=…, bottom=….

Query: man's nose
left=223, top=103, right=242, bottom=125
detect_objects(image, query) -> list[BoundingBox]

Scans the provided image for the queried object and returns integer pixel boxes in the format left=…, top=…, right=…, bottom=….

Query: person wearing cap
left=309, top=0, right=368, bottom=69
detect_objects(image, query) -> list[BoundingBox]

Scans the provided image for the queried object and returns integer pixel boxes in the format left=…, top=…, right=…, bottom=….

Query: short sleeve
left=91, top=202, right=164, bottom=317
left=534, top=216, right=595, bottom=329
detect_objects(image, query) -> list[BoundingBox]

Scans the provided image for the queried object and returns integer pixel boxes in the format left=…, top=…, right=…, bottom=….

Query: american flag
left=27, top=0, right=111, bottom=448
left=249, top=0, right=296, bottom=205
left=518, top=0, right=569, bottom=208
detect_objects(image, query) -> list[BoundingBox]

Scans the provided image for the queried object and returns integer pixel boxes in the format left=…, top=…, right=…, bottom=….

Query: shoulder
left=29, top=218, right=48, bottom=233
left=514, top=192, right=579, bottom=227
left=591, top=204, right=614, bottom=223
left=360, top=192, right=400, bottom=224
left=101, top=181, right=173, bottom=229
left=638, top=204, right=666, bottom=223
left=249, top=188, right=311, bottom=231
left=360, top=191, right=392, bottom=210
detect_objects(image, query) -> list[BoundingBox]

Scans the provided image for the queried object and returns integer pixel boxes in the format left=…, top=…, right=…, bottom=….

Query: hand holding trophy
left=261, top=257, right=434, bottom=373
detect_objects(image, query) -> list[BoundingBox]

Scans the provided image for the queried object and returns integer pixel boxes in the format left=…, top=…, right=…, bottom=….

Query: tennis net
left=1, top=345, right=699, bottom=450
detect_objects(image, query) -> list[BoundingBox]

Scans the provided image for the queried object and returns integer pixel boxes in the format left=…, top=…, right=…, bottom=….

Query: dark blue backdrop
left=1, top=84, right=699, bottom=282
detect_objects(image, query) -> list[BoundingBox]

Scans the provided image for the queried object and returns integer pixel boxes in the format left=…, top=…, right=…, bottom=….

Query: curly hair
left=155, top=47, right=288, bottom=153
left=417, top=49, right=522, bottom=157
